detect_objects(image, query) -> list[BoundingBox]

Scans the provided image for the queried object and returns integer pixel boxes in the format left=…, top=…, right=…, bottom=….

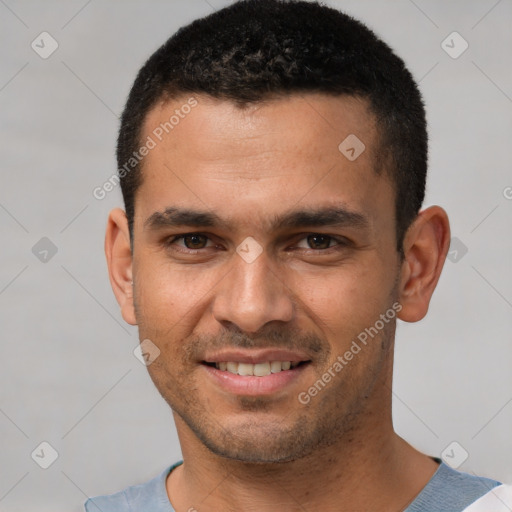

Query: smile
left=209, top=361, right=303, bottom=376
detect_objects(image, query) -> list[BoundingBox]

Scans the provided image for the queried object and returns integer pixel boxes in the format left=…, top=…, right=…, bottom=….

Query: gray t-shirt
left=84, top=460, right=501, bottom=511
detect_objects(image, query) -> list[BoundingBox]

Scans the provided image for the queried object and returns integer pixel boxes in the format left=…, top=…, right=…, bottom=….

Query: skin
left=106, top=93, right=450, bottom=511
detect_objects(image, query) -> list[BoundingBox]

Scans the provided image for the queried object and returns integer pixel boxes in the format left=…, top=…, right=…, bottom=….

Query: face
left=127, top=93, right=403, bottom=462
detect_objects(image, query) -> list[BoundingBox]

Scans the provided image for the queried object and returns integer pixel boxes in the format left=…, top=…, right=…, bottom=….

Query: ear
left=105, top=208, right=137, bottom=325
left=397, top=206, right=451, bottom=323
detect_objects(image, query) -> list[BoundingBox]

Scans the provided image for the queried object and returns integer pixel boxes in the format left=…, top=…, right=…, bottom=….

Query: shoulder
left=406, top=462, right=504, bottom=512
left=84, top=463, right=181, bottom=512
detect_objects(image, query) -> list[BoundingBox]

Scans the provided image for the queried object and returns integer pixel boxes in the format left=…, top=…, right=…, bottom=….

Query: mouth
left=202, top=360, right=309, bottom=376
left=200, top=350, right=312, bottom=396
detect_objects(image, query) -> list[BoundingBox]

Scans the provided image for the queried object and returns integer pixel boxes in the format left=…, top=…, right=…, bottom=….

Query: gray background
left=1, top=0, right=511, bottom=510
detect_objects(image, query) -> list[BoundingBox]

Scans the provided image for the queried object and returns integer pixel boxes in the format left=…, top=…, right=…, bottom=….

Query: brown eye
left=306, top=234, right=334, bottom=250
left=182, top=234, right=208, bottom=249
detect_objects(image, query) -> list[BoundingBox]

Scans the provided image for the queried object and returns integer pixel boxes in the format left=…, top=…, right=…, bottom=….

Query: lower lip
left=201, top=364, right=309, bottom=396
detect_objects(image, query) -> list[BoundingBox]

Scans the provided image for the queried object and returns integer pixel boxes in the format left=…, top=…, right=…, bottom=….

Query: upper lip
left=202, top=349, right=311, bottom=365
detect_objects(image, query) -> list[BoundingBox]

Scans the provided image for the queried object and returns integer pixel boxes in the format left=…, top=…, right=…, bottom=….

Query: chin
left=183, top=411, right=340, bottom=464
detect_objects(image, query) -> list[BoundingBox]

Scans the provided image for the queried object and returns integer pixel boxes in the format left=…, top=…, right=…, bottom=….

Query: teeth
left=270, top=361, right=282, bottom=373
left=214, top=361, right=300, bottom=376
left=254, top=362, right=271, bottom=377
left=227, top=362, right=238, bottom=374
left=237, top=363, right=254, bottom=376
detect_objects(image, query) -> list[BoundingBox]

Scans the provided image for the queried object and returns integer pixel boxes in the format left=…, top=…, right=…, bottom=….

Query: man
left=87, top=0, right=511, bottom=510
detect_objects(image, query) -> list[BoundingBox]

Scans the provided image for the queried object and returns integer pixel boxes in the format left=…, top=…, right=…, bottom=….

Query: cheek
left=134, top=256, right=219, bottom=335
left=136, top=265, right=176, bottom=321
left=294, top=263, right=392, bottom=341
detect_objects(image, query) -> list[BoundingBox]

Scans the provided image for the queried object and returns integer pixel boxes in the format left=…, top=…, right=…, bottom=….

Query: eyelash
left=166, top=233, right=349, bottom=255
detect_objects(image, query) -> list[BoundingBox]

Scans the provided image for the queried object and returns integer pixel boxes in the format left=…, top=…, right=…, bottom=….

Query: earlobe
left=105, top=208, right=137, bottom=325
left=397, top=206, right=451, bottom=323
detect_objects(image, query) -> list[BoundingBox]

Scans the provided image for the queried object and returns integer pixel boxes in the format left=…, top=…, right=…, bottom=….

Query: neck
left=167, top=405, right=438, bottom=511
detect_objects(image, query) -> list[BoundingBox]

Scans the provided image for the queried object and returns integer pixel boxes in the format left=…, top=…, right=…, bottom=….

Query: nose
left=211, top=249, right=294, bottom=334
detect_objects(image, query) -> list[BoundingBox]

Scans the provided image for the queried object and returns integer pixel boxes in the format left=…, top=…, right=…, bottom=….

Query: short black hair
left=117, top=0, right=427, bottom=250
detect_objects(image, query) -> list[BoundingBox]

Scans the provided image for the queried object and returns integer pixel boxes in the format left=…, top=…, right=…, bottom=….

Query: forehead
left=142, top=92, right=378, bottom=163
left=134, top=93, right=393, bottom=234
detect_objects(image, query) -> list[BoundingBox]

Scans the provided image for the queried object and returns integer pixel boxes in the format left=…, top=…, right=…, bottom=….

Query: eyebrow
left=143, top=206, right=369, bottom=232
